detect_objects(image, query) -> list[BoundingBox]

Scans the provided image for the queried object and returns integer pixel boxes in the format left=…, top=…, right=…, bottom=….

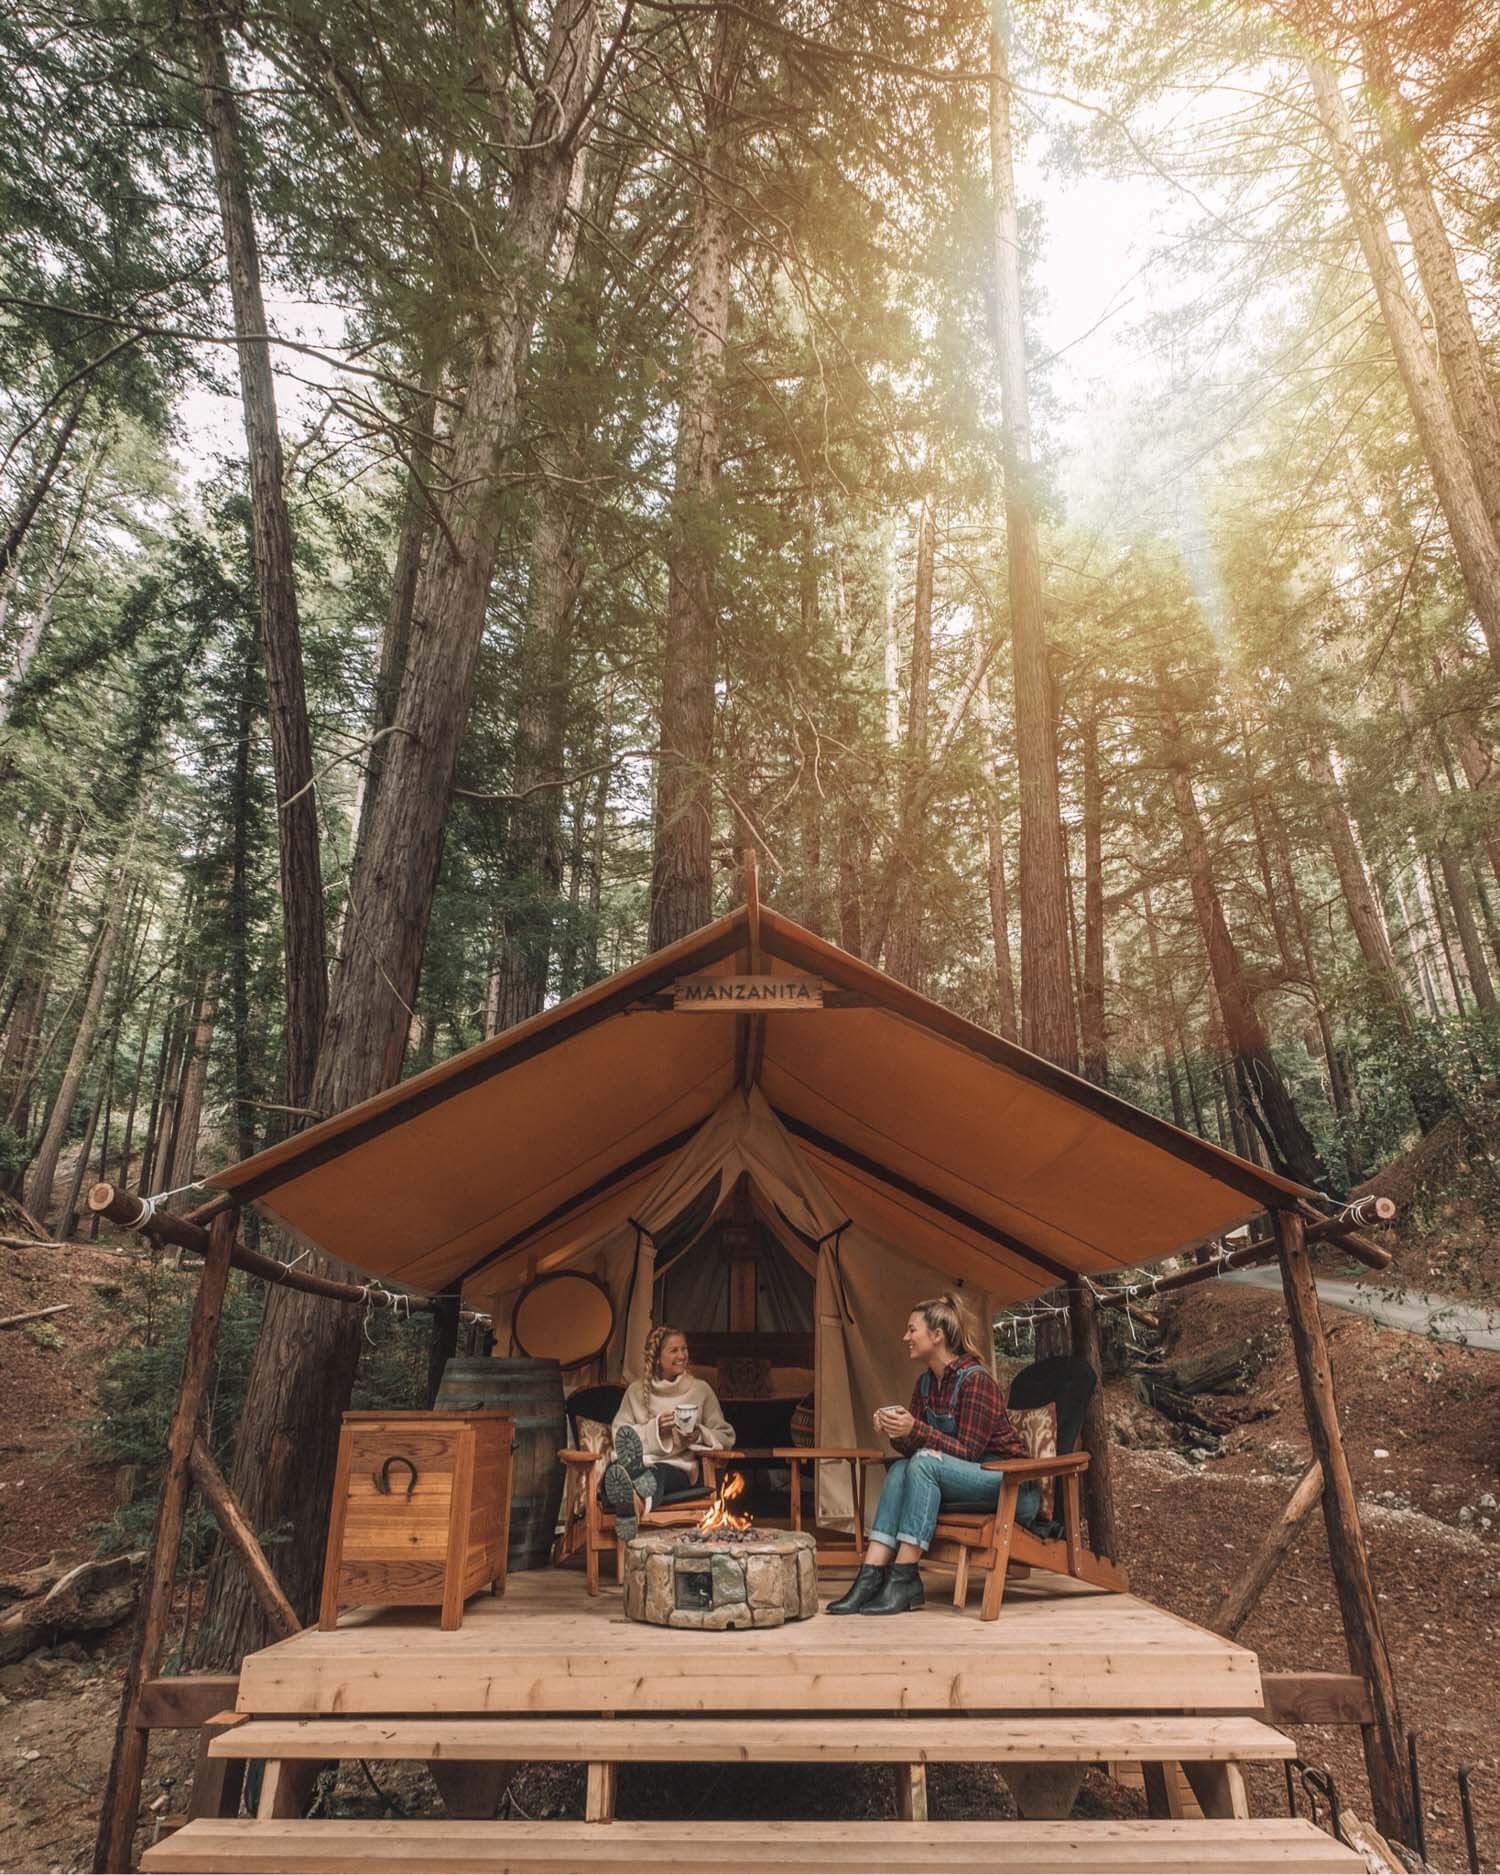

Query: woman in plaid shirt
left=827, top=1292, right=1033, bottom=1616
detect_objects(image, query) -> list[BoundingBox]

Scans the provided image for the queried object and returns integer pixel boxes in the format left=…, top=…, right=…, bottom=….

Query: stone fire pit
left=623, top=1529, right=818, bottom=1630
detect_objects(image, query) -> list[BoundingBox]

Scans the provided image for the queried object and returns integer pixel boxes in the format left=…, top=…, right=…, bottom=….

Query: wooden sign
left=673, top=974, right=824, bottom=1010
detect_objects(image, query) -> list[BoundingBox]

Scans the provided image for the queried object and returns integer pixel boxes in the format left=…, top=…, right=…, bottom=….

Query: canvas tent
left=203, top=901, right=1323, bottom=1522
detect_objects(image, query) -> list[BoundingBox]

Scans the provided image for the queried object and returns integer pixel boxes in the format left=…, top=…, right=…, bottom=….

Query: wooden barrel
left=435, top=1357, right=566, bottom=1571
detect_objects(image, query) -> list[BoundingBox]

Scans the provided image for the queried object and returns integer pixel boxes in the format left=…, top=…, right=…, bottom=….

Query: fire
left=697, top=1468, right=751, bottom=1533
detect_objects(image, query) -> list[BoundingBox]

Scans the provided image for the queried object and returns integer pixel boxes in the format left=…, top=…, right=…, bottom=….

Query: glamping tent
left=204, top=898, right=1323, bottom=1521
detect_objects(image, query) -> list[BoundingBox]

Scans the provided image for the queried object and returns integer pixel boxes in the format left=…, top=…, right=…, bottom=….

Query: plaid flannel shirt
left=892, top=1355, right=1026, bottom=1463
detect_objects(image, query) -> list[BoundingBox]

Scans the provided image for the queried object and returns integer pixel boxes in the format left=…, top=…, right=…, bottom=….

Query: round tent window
left=511, top=1271, right=616, bottom=1369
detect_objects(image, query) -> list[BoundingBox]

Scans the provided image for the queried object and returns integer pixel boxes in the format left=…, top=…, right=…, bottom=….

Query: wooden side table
left=773, top=1446, right=883, bottom=1567
left=318, top=1410, right=514, bottom=1631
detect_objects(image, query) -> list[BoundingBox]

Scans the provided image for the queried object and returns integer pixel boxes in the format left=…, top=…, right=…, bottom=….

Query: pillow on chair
left=1010, top=1401, right=1057, bottom=1518
left=572, top=1415, right=612, bottom=1522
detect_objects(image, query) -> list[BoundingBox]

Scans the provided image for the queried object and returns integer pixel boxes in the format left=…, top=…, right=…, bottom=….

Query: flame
left=697, top=1468, right=751, bottom=1532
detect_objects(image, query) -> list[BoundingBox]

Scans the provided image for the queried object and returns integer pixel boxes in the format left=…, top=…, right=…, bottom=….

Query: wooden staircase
left=140, top=1711, right=1365, bottom=1873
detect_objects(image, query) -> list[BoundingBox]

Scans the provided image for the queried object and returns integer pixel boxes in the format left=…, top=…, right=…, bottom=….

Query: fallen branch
left=0, top=1302, right=71, bottom=1329
left=0, top=1550, right=145, bottom=1665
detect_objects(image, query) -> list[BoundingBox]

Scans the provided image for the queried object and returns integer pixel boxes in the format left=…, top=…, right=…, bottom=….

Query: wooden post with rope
left=94, top=1205, right=240, bottom=1873
left=1273, top=1205, right=1415, bottom=1848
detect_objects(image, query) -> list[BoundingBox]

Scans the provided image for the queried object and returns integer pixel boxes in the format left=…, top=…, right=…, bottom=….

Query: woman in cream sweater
left=602, top=1324, right=735, bottom=1539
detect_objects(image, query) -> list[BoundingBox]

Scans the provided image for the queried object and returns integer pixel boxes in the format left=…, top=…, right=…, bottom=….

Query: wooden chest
left=318, top=1410, right=514, bottom=1630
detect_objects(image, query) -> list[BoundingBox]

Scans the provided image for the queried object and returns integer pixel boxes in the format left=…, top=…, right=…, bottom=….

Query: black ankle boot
left=825, top=1564, right=888, bottom=1614
left=860, top=1561, right=925, bottom=1614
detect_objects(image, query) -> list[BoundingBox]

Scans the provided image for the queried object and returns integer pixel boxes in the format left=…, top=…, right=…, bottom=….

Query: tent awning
left=207, top=904, right=1313, bottom=1300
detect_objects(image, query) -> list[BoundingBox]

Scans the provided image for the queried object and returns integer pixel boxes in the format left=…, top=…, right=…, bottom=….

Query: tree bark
left=649, top=8, right=745, bottom=951
left=194, top=5, right=327, bottom=1111
left=990, top=0, right=1076, bottom=1071
left=1365, top=37, right=1500, bottom=542
left=1307, top=56, right=1500, bottom=665
left=798, top=494, right=826, bottom=938
left=196, top=0, right=599, bottom=1665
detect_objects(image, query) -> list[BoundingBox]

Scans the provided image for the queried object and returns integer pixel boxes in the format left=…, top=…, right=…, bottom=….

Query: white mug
left=673, top=1403, right=698, bottom=1431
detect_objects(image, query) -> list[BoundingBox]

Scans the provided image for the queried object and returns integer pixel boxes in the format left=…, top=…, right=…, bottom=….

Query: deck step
left=209, top=1713, right=1296, bottom=1764
left=143, top=1816, right=1363, bottom=1872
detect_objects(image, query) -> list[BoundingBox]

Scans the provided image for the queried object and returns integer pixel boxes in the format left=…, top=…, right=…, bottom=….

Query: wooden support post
left=1274, top=1206, right=1416, bottom=1849
left=1210, top=1460, right=1323, bottom=1639
left=1067, top=1278, right=1119, bottom=1563
left=585, top=1761, right=618, bottom=1824
left=94, top=1204, right=237, bottom=1874
left=188, top=1438, right=299, bottom=1641
left=893, top=1762, right=928, bottom=1821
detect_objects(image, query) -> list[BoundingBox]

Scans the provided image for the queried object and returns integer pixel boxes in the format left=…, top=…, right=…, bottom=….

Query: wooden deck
left=234, top=1564, right=1265, bottom=1716
left=142, top=1566, right=1370, bottom=1872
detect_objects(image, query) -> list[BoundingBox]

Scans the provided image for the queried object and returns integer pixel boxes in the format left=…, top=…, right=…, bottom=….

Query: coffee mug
left=673, top=1403, right=698, bottom=1430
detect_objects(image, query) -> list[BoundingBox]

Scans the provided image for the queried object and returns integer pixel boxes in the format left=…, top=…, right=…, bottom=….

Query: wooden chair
left=551, top=1384, right=722, bottom=1595
left=928, top=1356, right=1127, bottom=1620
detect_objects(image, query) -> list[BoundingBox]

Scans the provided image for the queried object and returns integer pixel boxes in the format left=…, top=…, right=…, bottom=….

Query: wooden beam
left=760, top=909, right=1318, bottom=1214
left=773, top=1108, right=1075, bottom=1286
left=95, top=1205, right=237, bottom=1874
left=1260, top=1671, right=1376, bottom=1729
left=1210, top=1462, right=1323, bottom=1640
left=188, top=1438, right=299, bottom=1642
left=133, top=1677, right=241, bottom=1731
left=219, top=915, right=745, bottom=1205
left=86, top=1184, right=447, bottom=1314
left=1274, top=1207, right=1414, bottom=1848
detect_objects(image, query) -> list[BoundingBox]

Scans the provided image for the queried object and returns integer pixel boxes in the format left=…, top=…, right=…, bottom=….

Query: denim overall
left=868, top=1364, right=1039, bottom=1551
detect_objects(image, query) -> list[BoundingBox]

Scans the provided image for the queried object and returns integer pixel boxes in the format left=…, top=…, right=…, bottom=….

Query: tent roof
left=208, top=903, right=1315, bottom=1301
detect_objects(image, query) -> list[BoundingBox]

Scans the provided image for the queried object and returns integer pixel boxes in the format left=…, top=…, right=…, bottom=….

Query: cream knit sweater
left=613, top=1371, right=735, bottom=1479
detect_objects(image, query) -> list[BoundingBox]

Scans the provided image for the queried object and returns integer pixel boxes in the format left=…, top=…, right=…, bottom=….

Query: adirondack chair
left=928, top=1355, right=1127, bottom=1620
left=553, top=1384, right=722, bottom=1595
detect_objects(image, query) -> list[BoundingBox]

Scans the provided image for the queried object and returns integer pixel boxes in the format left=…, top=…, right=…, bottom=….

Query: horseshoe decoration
left=371, top=1454, right=418, bottom=1498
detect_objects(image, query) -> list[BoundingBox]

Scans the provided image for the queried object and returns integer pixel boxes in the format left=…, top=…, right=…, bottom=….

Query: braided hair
left=642, top=1322, right=685, bottom=1381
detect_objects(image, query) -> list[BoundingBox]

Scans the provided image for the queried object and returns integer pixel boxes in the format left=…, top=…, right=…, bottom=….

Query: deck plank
left=142, top=1817, right=1363, bottom=1873
left=210, top=1714, right=1297, bottom=1763
left=234, top=1569, right=1263, bottom=1717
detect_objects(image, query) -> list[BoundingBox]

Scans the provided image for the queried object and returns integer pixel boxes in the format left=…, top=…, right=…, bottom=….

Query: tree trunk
left=0, top=433, right=104, bottom=729
left=347, top=372, right=440, bottom=894
left=833, top=541, right=865, bottom=960
left=195, top=0, right=599, bottom=1665
left=1164, top=726, right=1325, bottom=1189
left=1079, top=704, right=1107, bottom=1084
left=1305, top=742, right=1409, bottom=1010
left=490, top=136, right=594, bottom=1029
left=883, top=504, right=934, bottom=988
left=0, top=398, right=82, bottom=582
left=1306, top=57, right=1500, bottom=665
left=1365, top=36, right=1500, bottom=542
left=798, top=494, right=826, bottom=938
left=194, top=4, right=327, bottom=1111
left=167, top=971, right=220, bottom=1191
left=649, top=9, right=745, bottom=952
left=976, top=675, right=1018, bottom=1040
left=25, top=856, right=129, bottom=1226
left=990, top=0, right=1076, bottom=1071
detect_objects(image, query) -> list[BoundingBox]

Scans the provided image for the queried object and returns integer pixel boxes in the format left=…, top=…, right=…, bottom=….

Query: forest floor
left=1, top=1237, right=1497, bottom=1872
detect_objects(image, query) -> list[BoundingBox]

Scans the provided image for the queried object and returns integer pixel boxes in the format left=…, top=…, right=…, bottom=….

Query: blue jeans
left=869, top=1449, right=1041, bottom=1552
